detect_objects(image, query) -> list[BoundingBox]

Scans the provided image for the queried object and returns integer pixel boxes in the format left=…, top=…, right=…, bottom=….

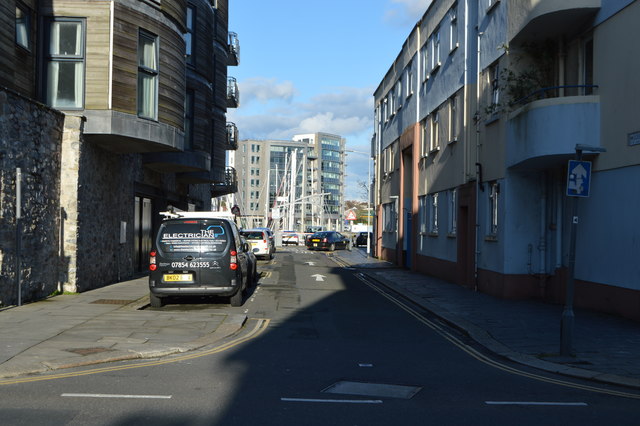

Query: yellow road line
left=355, top=274, right=640, bottom=400
left=0, top=319, right=270, bottom=386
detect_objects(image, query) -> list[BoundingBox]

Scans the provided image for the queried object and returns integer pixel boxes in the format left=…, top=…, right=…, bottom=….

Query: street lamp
left=345, top=149, right=372, bottom=257
left=560, top=144, right=606, bottom=357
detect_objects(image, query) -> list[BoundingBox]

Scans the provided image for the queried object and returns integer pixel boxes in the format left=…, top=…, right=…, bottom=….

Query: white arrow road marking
left=305, top=261, right=315, bottom=266
left=311, top=274, right=325, bottom=281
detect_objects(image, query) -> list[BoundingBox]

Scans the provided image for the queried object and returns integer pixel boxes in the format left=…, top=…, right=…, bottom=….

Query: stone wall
left=0, top=88, right=65, bottom=306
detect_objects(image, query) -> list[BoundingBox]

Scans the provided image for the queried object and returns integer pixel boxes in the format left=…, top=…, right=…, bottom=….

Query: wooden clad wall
left=39, top=0, right=112, bottom=109
left=0, top=0, right=38, bottom=97
left=112, top=1, right=185, bottom=130
left=161, top=0, right=187, bottom=32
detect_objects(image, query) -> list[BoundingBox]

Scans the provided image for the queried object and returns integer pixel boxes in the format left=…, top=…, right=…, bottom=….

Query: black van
left=148, top=214, right=250, bottom=308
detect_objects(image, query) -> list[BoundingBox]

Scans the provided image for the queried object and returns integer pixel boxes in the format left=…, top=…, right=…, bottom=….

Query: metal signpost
left=560, top=145, right=605, bottom=357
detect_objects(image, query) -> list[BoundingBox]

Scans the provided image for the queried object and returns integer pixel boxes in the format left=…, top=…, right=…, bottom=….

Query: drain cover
left=323, top=381, right=422, bottom=399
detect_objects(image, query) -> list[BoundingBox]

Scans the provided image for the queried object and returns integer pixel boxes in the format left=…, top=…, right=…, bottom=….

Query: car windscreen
left=241, top=231, right=264, bottom=240
left=157, top=220, right=230, bottom=254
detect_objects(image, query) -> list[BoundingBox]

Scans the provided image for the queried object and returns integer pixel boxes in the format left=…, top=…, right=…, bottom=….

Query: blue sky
left=227, top=0, right=429, bottom=200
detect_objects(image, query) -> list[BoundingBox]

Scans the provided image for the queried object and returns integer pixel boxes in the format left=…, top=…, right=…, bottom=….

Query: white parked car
left=240, top=229, right=274, bottom=260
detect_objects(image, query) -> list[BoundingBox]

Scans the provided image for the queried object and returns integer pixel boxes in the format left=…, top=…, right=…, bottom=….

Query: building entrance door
left=134, top=196, right=153, bottom=272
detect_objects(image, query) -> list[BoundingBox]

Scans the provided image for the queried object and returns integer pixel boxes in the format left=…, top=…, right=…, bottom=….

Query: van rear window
left=157, top=220, right=229, bottom=253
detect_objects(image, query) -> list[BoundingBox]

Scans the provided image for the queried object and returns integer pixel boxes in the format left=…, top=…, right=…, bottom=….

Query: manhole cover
left=323, top=381, right=422, bottom=399
left=67, top=347, right=114, bottom=356
left=90, top=299, right=135, bottom=305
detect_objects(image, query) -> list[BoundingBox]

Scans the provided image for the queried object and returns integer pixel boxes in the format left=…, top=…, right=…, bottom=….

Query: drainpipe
left=538, top=176, right=548, bottom=297
left=474, top=28, right=483, bottom=292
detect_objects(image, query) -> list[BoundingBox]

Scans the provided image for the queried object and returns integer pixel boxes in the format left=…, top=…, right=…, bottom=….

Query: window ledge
left=485, top=235, right=498, bottom=242
left=484, top=114, right=500, bottom=125
left=430, top=63, right=441, bottom=75
left=429, top=146, right=440, bottom=155
left=447, top=232, right=457, bottom=239
left=449, top=44, right=459, bottom=55
left=428, top=232, right=439, bottom=237
left=447, top=138, right=458, bottom=145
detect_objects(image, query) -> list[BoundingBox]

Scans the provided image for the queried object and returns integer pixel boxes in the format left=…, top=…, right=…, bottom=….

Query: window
left=450, top=4, right=458, bottom=52
left=138, top=30, right=159, bottom=120
left=449, top=95, right=458, bottom=143
left=431, top=29, right=441, bottom=72
left=383, top=202, right=397, bottom=232
left=15, top=5, right=30, bottom=50
left=185, top=6, right=195, bottom=65
left=418, top=195, right=427, bottom=234
left=489, top=182, right=499, bottom=237
left=406, top=62, right=414, bottom=98
left=389, top=88, right=395, bottom=115
left=420, top=45, right=429, bottom=82
left=429, top=193, right=438, bottom=234
left=383, top=97, right=389, bottom=122
left=489, top=62, right=500, bottom=113
left=184, top=90, right=194, bottom=149
left=448, top=189, right=457, bottom=235
left=430, top=110, right=440, bottom=152
left=44, top=18, right=85, bottom=109
left=420, top=118, right=429, bottom=157
left=396, top=80, right=402, bottom=110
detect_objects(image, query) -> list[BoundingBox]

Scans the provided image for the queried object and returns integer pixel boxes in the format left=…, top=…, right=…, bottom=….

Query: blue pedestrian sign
left=566, top=160, right=592, bottom=197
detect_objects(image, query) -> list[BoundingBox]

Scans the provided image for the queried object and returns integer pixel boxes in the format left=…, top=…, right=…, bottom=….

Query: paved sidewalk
left=0, top=277, right=247, bottom=379
left=336, top=249, right=640, bottom=390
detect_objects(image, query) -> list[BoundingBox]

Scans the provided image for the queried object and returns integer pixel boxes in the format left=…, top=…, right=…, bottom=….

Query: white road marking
left=281, top=397, right=382, bottom=404
left=358, top=363, right=374, bottom=367
left=311, top=274, right=326, bottom=281
left=305, top=261, right=316, bottom=266
left=62, top=393, right=172, bottom=399
left=485, top=401, right=587, bottom=406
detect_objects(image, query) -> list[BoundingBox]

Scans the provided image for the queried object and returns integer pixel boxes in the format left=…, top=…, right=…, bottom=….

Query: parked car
left=252, top=227, right=276, bottom=253
left=307, top=231, right=351, bottom=251
left=240, top=229, right=275, bottom=260
left=148, top=212, right=250, bottom=308
left=241, top=236, right=258, bottom=286
left=282, top=231, right=301, bottom=246
left=355, top=232, right=372, bottom=247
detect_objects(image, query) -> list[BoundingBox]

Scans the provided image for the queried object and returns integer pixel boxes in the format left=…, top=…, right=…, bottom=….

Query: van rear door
left=155, top=219, right=231, bottom=286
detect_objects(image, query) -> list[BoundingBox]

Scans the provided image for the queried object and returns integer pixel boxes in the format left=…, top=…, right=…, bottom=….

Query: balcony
left=143, top=150, right=210, bottom=173
left=83, top=110, right=183, bottom=153
left=211, top=166, right=238, bottom=197
left=227, top=77, right=239, bottom=108
left=506, top=87, right=600, bottom=169
left=228, top=31, right=240, bottom=66
left=509, top=0, right=600, bottom=43
left=226, top=122, right=238, bottom=150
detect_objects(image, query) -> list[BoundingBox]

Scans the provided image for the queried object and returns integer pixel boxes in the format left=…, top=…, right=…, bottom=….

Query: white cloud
left=239, top=77, right=297, bottom=105
left=229, top=86, right=374, bottom=141
left=384, top=0, right=431, bottom=26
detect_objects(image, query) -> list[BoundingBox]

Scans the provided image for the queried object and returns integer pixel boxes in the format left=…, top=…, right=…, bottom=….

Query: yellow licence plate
left=163, top=274, right=193, bottom=282
left=312, top=239, right=320, bottom=242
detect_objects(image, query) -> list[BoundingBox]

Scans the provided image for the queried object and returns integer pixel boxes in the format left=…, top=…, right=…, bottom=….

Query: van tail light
left=230, top=250, right=238, bottom=270
left=263, top=239, right=267, bottom=244
left=322, top=238, right=328, bottom=243
left=149, top=250, right=157, bottom=271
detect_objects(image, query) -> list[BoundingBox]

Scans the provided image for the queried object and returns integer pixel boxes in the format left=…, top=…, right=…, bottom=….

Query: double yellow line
left=0, top=318, right=270, bottom=386
left=355, top=273, right=640, bottom=400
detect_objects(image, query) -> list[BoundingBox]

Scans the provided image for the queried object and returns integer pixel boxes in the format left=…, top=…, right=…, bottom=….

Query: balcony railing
left=211, top=166, right=238, bottom=196
left=227, top=77, right=239, bottom=108
left=228, top=31, right=240, bottom=66
left=226, top=122, right=238, bottom=150
left=512, top=84, right=599, bottom=107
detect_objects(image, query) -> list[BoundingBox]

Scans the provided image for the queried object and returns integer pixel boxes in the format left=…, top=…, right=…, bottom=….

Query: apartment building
left=235, top=133, right=346, bottom=233
left=373, top=0, right=640, bottom=321
left=0, top=0, right=239, bottom=305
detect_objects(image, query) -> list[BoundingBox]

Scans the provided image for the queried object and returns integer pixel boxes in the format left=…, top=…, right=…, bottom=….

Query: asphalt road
left=1, top=246, right=639, bottom=425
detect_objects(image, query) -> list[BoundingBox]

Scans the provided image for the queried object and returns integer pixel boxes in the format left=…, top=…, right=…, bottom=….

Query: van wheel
left=230, top=289, right=243, bottom=307
left=329, top=243, right=335, bottom=251
left=149, top=293, right=164, bottom=308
